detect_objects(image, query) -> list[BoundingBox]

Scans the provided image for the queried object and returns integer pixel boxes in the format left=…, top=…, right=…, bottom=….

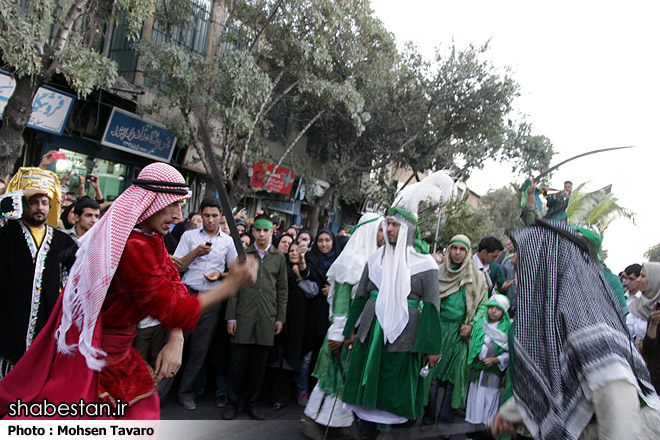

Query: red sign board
left=250, top=162, right=296, bottom=195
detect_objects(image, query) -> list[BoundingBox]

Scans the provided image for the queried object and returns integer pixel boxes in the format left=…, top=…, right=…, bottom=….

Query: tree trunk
left=0, top=75, right=42, bottom=178
left=309, top=184, right=336, bottom=236
left=228, top=162, right=252, bottom=207
left=203, top=175, right=217, bottom=199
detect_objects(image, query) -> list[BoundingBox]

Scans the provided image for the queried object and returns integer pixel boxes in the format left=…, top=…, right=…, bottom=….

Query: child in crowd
left=465, top=294, right=512, bottom=426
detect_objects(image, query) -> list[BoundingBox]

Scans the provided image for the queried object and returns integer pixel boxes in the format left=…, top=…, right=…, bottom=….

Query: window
left=265, top=98, right=290, bottom=144
left=305, top=126, right=328, bottom=161
left=150, top=0, right=212, bottom=55
left=107, top=12, right=140, bottom=83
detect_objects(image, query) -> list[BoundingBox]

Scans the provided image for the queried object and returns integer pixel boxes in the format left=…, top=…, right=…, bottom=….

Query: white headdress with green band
left=373, top=170, right=456, bottom=344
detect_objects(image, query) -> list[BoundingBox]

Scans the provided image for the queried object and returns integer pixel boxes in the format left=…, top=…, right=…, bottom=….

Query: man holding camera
left=172, top=197, right=238, bottom=410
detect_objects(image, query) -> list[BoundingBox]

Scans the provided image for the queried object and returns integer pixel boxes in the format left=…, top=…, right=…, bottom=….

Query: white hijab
left=326, top=213, right=383, bottom=289
left=629, top=262, right=660, bottom=320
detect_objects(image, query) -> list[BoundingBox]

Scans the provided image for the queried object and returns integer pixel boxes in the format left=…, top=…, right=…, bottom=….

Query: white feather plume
left=393, top=170, right=455, bottom=218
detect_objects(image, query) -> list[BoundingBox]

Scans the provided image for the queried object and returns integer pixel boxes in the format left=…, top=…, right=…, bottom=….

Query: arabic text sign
left=102, top=108, right=177, bottom=162
left=0, top=71, right=75, bottom=135
left=250, top=162, right=296, bottom=195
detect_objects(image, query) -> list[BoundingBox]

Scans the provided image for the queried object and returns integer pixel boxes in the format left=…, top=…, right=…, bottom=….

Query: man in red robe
left=0, top=163, right=257, bottom=419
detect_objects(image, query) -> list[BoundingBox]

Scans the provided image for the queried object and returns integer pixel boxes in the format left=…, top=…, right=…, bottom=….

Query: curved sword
left=520, top=145, right=635, bottom=206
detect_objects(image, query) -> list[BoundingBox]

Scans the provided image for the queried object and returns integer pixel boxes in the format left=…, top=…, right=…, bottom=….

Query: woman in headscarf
left=630, top=262, right=660, bottom=329
left=638, top=263, right=660, bottom=393
left=269, top=240, right=311, bottom=409
left=492, top=219, right=660, bottom=440
left=424, top=234, right=488, bottom=428
left=298, top=228, right=338, bottom=405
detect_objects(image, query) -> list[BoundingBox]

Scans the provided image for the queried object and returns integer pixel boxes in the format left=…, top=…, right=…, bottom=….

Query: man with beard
left=0, top=167, right=76, bottom=379
left=0, top=163, right=257, bottom=419
left=341, top=209, right=442, bottom=439
left=301, top=213, right=384, bottom=439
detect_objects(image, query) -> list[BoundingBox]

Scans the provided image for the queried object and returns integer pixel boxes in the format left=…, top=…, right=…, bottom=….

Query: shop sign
left=0, top=71, right=75, bottom=135
left=250, top=162, right=295, bottom=195
left=102, top=107, right=177, bottom=162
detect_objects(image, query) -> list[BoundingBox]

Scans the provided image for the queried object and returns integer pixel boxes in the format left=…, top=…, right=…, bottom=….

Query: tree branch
left=242, top=70, right=284, bottom=162
left=349, top=131, right=420, bottom=172
left=43, top=0, right=89, bottom=78
left=247, top=0, right=285, bottom=52
left=262, top=79, right=301, bottom=117
left=183, top=110, right=211, bottom=176
left=260, top=109, right=325, bottom=188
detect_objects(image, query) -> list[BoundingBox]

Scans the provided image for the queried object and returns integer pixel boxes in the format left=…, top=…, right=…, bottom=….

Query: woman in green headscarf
left=422, top=234, right=488, bottom=428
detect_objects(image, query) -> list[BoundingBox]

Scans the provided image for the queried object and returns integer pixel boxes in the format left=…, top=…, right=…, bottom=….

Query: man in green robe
left=301, top=213, right=383, bottom=439
left=423, top=234, right=488, bottom=433
left=341, top=208, right=442, bottom=439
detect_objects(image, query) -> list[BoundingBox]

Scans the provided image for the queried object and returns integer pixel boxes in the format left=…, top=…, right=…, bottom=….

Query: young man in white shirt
left=173, top=197, right=238, bottom=410
left=473, top=236, right=504, bottom=293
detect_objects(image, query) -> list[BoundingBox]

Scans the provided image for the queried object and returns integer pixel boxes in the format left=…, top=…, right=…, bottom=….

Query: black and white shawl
left=511, top=219, right=659, bottom=440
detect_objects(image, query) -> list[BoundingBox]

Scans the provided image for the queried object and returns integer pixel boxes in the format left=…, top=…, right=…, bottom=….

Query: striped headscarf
left=438, top=234, right=487, bottom=323
left=56, top=163, right=190, bottom=370
left=511, top=219, right=659, bottom=440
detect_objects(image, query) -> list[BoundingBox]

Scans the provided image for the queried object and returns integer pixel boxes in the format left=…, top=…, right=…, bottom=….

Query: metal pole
left=433, top=207, right=443, bottom=254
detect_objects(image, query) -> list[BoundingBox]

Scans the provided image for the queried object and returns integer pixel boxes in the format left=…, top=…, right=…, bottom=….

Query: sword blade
left=197, top=114, right=246, bottom=259
left=535, top=146, right=634, bottom=181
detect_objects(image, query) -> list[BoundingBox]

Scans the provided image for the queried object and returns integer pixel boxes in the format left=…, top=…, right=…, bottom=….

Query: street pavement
left=159, top=392, right=480, bottom=439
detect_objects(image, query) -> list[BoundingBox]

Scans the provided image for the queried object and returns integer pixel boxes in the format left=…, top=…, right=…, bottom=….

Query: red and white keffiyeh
left=55, top=163, right=190, bottom=370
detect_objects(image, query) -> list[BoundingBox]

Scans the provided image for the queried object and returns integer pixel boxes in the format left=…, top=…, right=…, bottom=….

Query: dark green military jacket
left=226, top=243, right=288, bottom=346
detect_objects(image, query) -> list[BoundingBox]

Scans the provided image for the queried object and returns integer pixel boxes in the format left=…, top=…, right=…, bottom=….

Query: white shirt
left=173, top=227, right=237, bottom=292
left=626, top=291, right=648, bottom=341
left=474, top=253, right=493, bottom=290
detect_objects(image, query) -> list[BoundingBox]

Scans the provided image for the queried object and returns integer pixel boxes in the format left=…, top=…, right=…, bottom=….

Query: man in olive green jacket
left=223, top=214, right=288, bottom=420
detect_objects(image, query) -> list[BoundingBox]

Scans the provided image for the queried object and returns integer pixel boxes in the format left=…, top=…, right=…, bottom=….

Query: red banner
left=249, top=162, right=296, bottom=195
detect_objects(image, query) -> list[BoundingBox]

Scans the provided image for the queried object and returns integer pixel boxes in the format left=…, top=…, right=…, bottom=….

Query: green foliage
left=0, top=0, right=56, bottom=77
left=645, top=243, right=660, bottom=263
left=0, top=0, right=153, bottom=87
left=139, top=39, right=274, bottom=161
left=116, top=0, right=155, bottom=40
left=503, top=120, right=555, bottom=176
left=318, top=39, right=554, bottom=211
left=417, top=197, right=503, bottom=252
left=140, top=0, right=379, bottom=188
left=59, top=39, right=118, bottom=97
left=480, top=186, right=526, bottom=236
left=566, top=184, right=635, bottom=234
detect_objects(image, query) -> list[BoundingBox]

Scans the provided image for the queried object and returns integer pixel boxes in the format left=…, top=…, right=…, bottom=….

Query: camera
left=87, top=174, right=97, bottom=182
left=205, top=241, right=212, bottom=247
